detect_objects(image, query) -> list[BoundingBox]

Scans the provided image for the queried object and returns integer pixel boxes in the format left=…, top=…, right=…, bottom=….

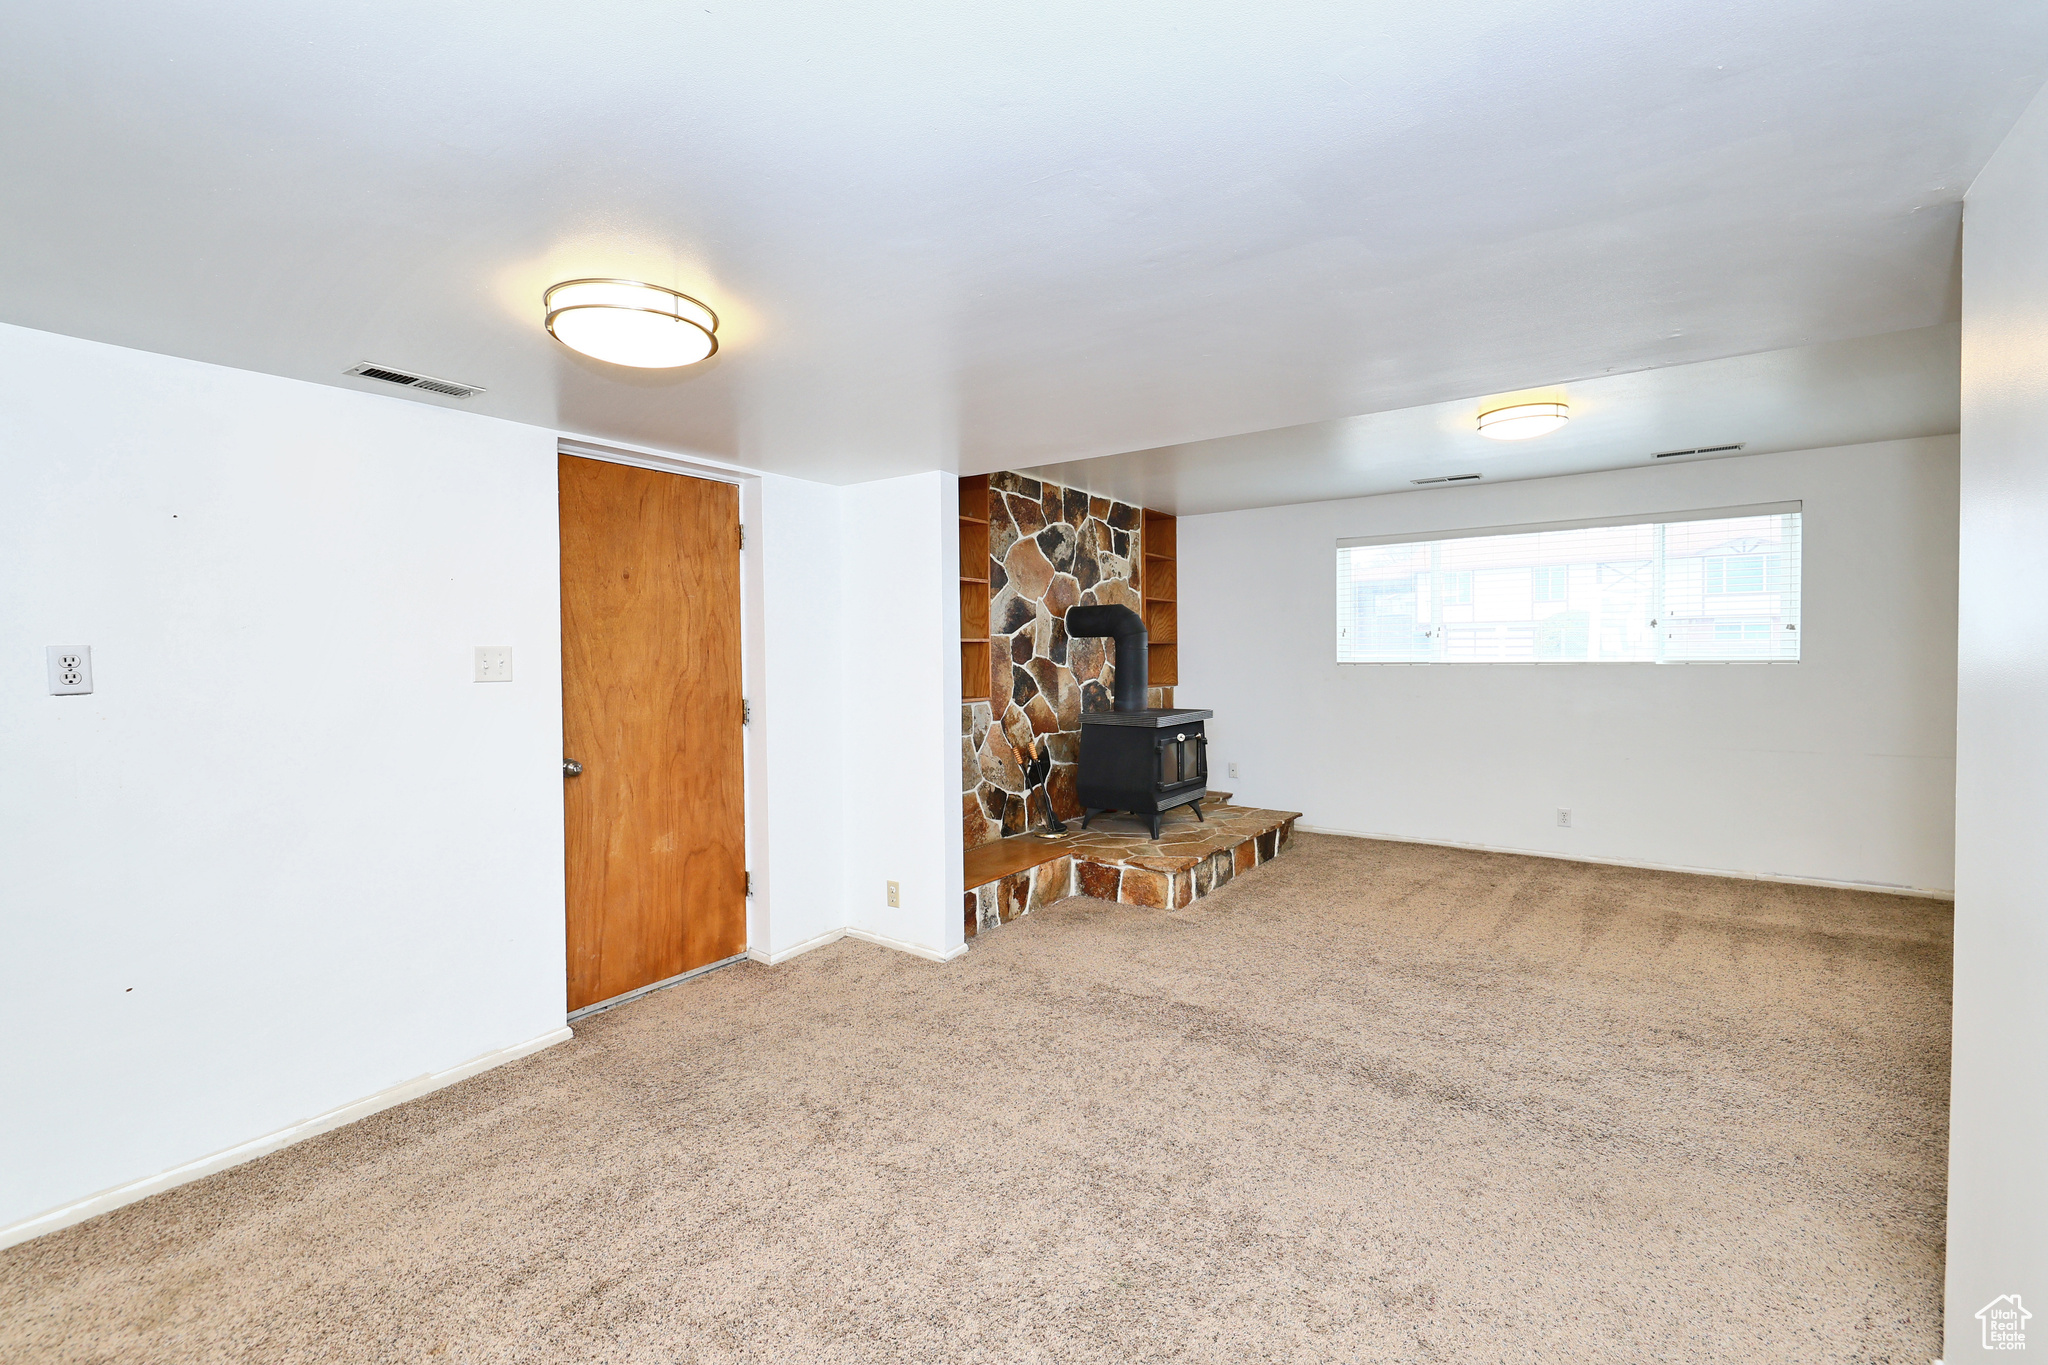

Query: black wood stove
left=1077, top=707, right=1213, bottom=838
left=1066, top=604, right=1214, bottom=840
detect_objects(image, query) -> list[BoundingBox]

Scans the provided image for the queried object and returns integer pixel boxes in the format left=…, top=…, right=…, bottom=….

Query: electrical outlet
left=886, top=881, right=900, bottom=908
left=474, top=646, right=513, bottom=682
left=46, top=646, right=92, bottom=695
left=1227, top=762, right=1239, bottom=779
left=1556, top=808, right=1572, bottom=828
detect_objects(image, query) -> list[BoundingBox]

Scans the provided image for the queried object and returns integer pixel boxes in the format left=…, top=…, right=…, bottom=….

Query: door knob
left=563, top=760, right=583, bottom=777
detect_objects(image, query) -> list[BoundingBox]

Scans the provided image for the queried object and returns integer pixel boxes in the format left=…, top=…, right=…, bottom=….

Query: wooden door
left=560, top=455, right=745, bottom=1013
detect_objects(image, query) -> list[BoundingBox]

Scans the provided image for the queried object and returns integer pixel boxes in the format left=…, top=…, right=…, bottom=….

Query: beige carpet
left=1, top=834, right=1951, bottom=1363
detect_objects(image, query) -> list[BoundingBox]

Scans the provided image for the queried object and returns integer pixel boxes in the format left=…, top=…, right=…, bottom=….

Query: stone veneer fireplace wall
left=962, top=472, right=1169, bottom=848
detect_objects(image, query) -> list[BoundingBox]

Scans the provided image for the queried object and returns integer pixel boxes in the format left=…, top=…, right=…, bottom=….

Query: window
left=1335, top=504, right=1801, bottom=663
left=1701, top=549, right=1792, bottom=595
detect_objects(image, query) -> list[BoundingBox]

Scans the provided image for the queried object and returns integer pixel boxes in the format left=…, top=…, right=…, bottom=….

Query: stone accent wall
left=963, top=472, right=1148, bottom=847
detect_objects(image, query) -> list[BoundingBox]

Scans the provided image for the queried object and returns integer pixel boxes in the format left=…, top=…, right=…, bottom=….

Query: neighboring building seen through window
left=1335, top=508, right=1802, bottom=663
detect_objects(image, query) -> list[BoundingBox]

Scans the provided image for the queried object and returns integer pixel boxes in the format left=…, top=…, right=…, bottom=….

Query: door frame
left=554, top=438, right=766, bottom=1001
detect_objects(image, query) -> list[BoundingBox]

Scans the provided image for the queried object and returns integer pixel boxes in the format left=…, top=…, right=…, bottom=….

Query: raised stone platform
left=964, top=793, right=1300, bottom=938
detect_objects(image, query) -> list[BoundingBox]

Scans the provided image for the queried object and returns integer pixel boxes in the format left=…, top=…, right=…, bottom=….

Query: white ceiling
left=1026, top=323, right=1960, bottom=514
left=1, top=2, right=2040, bottom=493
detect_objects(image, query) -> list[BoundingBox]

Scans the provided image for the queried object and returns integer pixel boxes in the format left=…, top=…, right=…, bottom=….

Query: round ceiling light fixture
left=1477, top=401, right=1569, bottom=441
left=543, top=279, right=719, bottom=368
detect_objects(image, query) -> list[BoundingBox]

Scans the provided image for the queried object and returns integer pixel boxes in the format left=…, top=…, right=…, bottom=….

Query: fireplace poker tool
left=1023, top=737, right=1067, bottom=836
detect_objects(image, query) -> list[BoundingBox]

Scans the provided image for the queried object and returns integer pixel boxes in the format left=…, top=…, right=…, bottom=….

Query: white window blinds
left=1335, top=504, right=1801, bottom=664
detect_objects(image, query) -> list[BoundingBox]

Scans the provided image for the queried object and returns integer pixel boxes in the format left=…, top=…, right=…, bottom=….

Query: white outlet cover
left=474, top=646, right=513, bottom=682
left=46, top=645, right=92, bottom=695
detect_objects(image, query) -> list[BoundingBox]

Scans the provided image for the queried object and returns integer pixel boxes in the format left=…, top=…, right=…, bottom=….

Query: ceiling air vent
left=1653, top=442, right=1745, bottom=459
left=1411, top=473, right=1482, bottom=485
left=345, top=362, right=485, bottom=399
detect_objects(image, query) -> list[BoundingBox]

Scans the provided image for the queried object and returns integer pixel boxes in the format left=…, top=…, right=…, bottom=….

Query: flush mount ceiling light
left=1477, top=401, right=1569, bottom=441
left=543, top=279, right=719, bottom=368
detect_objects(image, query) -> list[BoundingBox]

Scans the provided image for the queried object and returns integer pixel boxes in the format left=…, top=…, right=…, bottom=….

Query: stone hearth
left=964, top=793, right=1300, bottom=937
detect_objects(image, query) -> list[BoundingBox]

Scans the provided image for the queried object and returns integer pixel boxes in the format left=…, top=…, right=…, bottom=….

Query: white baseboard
left=748, top=924, right=969, bottom=966
left=0, top=1025, right=574, bottom=1253
left=845, top=926, right=971, bottom=963
left=747, top=925, right=848, bottom=965
left=1292, top=823, right=1956, bottom=900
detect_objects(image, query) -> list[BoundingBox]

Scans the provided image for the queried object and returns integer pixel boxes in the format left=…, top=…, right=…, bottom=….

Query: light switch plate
left=47, top=646, right=92, bottom=695
left=474, top=646, right=513, bottom=682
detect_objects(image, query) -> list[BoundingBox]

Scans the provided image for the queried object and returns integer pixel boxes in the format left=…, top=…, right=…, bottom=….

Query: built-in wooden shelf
left=1141, top=508, right=1178, bottom=688
left=959, top=474, right=993, bottom=700
left=961, top=639, right=991, bottom=698
left=960, top=577, right=990, bottom=640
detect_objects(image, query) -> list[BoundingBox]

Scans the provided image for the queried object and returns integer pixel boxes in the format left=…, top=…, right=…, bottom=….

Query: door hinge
left=738, top=523, right=745, bottom=549
left=745, top=872, right=753, bottom=897
left=742, top=698, right=751, bottom=725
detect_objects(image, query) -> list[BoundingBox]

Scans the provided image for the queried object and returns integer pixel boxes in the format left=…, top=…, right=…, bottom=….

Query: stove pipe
left=1064, top=604, right=1148, bottom=712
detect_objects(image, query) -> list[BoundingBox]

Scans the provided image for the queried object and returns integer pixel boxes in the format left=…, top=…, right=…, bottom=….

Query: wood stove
left=1077, top=708, right=1214, bottom=839
left=1065, top=602, right=1215, bottom=839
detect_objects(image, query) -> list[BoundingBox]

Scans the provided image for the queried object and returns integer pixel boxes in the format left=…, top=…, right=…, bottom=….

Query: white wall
left=0, top=323, right=568, bottom=1238
left=748, top=471, right=849, bottom=959
left=0, top=322, right=973, bottom=1244
left=1179, top=437, right=1959, bottom=893
left=838, top=471, right=966, bottom=961
left=1950, top=86, right=2048, bottom=1358
left=750, top=467, right=966, bottom=964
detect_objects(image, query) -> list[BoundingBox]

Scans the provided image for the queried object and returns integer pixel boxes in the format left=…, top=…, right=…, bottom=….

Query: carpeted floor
left=1, top=834, right=1952, bottom=1363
